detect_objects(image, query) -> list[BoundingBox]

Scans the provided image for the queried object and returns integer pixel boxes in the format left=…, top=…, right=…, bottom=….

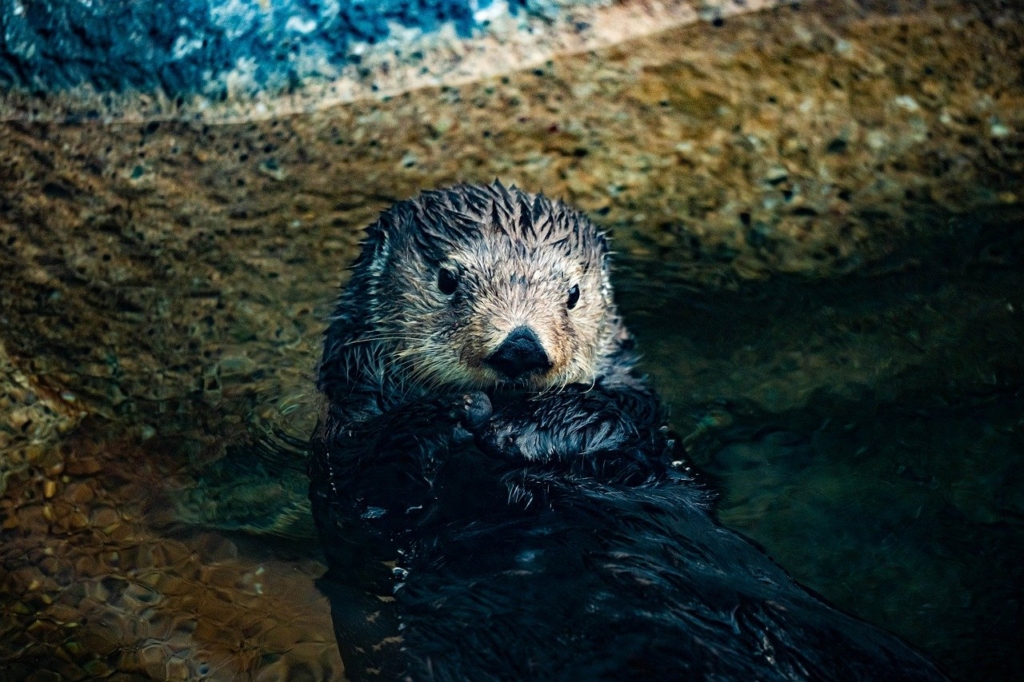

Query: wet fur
left=309, top=183, right=945, bottom=680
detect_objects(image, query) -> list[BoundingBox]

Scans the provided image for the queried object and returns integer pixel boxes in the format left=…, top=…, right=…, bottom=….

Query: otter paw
left=459, top=391, right=493, bottom=430
left=451, top=392, right=492, bottom=444
left=474, top=418, right=529, bottom=461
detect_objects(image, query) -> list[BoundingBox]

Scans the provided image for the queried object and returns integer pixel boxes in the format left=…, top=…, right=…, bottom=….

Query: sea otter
left=308, top=183, right=945, bottom=681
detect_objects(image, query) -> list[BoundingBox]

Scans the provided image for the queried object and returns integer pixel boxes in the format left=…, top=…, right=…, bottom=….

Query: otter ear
left=595, top=232, right=613, bottom=272
left=357, top=215, right=393, bottom=280
left=366, top=226, right=391, bottom=277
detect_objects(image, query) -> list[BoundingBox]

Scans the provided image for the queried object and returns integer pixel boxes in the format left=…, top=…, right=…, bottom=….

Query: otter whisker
left=359, top=330, right=433, bottom=340
left=346, top=332, right=433, bottom=346
left=343, top=337, right=408, bottom=347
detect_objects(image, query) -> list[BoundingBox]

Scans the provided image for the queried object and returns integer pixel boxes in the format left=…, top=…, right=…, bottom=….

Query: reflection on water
left=4, top=204, right=1021, bottom=680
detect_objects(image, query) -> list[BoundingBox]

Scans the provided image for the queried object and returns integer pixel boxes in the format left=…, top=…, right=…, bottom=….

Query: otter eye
left=567, top=284, right=580, bottom=310
left=438, top=268, right=459, bottom=296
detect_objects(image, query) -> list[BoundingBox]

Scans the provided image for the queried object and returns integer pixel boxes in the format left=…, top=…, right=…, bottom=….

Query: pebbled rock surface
left=0, top=423, right=342, bottom=680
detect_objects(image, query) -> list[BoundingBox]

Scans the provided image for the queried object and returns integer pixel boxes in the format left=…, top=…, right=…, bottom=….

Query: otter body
left=309, top=184, right=944, bottom=681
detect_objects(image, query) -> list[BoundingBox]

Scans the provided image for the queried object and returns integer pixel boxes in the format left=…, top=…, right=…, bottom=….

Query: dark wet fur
left=310, top=389, right=945, bottom=681
left=309, top=184, right=946, bottom=681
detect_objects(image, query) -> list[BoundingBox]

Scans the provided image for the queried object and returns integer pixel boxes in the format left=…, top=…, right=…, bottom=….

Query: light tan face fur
left=372, top=216, right=615, bottom=392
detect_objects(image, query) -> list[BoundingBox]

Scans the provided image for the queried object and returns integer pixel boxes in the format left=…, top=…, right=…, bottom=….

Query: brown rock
left=65, top=459, right=102, bottom=476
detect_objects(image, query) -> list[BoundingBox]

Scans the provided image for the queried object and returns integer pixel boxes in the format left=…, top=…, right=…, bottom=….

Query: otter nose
left=485, top=326, right=552, bottom=380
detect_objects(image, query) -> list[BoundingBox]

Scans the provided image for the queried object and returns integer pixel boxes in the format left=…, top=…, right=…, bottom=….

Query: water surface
left=2, top=2, right=1023, bottom=678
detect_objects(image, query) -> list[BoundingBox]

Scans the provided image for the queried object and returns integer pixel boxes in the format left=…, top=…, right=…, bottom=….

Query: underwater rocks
left=0, top=424, right=342, bottom=680
left=0, top=341, right=85, bottom=498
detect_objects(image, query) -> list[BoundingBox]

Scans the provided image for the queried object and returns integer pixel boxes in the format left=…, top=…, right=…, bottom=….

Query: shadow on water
left=615, top=209, right=1024, bottom=679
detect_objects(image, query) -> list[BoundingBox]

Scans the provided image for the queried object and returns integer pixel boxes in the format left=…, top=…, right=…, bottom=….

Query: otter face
left=363, top=184, right=617, bottom=392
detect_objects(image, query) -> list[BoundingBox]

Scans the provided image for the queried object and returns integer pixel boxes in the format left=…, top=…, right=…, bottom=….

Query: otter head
left=355, top=183, right=618, bottom=392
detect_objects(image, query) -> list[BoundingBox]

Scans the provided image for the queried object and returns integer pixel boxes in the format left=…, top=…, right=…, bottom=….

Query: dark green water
left=620, top=211, right=1024, bottom=679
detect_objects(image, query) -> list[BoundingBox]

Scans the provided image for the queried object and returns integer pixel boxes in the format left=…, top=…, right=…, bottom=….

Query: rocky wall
left=2, top=0, right=1022, bottom=434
